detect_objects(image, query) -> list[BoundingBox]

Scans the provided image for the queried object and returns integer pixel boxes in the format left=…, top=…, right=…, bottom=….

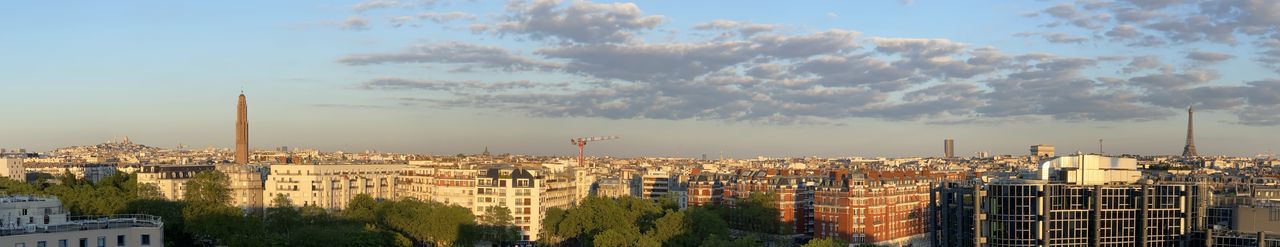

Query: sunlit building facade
left=264, top=164, right=404, bottom=210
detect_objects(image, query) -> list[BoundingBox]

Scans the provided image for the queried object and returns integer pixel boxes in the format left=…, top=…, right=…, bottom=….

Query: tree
left=646, top=210, right=686, bottom=244
left=125, top=199, right=190, bottom=246
left=180, top=170, right=266, bottom=246
left=555, top=196, right=644, bottom=244
left=803, top=238, right=849, bottom=247
left=137, top=182, right=164, bottom=199
left=538, top=207, right=567, bottom=246
left=698, top=234, right=758, bottom=247
left=184, top=170, right=231, bottom=205
left=718, top=192, right=788, bottom=234
left=479, top=206, right=519, bottom=245
left=343, top=194, right=380, bottom=222
left=380, top=199, right=477, bottom=246
left=266, top=194, right=301, bottom=235
left=0, top=177, right=41, bottom=195
left=594, top=226, right=659, bottom=247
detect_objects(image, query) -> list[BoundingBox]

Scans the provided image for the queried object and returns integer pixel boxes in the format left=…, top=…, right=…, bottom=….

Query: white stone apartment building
left=265, top=164, right=405, bottom=210
left=473, top=165, right=575, bottom=242
left=398, top=165, right=478, bottom=209
left=134, top=164, right=264, bottom=211
left=135, top=165, right=215, bottom=201
left=217, top=164, right=265, bottom=211
left=23, top=163, right=117, bottom=183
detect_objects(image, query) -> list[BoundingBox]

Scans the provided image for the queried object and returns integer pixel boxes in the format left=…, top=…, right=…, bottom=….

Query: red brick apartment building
left=686, top=170, right=722, bottom=207
left=815, top=170, right=938, bottom=245
left=718, top=169, right=818, bottom=235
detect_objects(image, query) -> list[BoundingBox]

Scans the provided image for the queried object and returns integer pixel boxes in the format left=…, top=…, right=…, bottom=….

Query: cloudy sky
left=2, top=0, right=1279, bottom=158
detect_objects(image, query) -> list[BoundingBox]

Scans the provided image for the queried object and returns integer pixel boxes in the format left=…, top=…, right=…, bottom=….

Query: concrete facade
left=1, top=158, right=23, bottom=181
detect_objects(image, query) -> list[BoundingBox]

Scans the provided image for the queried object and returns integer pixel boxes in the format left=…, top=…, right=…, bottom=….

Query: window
left=78, top=238, right=86, bottom=247
left=57, top=240, right=66, bottom=247
left=36, top=242, right=46, bottom=247
left=141, top=235, right=151, bottom=246
left=116, top=235, right=125, bottom=246
left=16, top=243, right=26, bottom=247
left=96, top=237, right=105, bottom=247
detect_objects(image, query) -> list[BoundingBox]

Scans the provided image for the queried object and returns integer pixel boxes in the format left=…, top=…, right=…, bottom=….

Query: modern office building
left=264, top=164, right=404, bottom=210
left=945, top=139, right=956, bottom=158
left=932, top=154, right=1194, bottom=247
left=640, top=170, right=674, bottom=200
left=0, top=196, right=163, bottom=247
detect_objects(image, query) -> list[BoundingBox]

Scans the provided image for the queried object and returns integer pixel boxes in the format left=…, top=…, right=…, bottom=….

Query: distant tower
left=1182, top=105, right=1198, bottom=157
left=944, top=139, right=955, bottom=158
left=482, top=146, right=491, bottom=156
left=235, top=92, right=250, bottom=164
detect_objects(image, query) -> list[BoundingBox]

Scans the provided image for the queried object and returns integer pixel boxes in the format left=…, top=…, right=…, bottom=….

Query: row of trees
left=537, top=192, right=844, bottom=247
left=0, top=171, right=499, bottom=246
left=2, top=172, right=856, bottom=246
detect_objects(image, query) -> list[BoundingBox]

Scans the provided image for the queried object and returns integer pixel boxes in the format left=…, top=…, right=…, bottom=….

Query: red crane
left=570, top=136, right=619, bottom=167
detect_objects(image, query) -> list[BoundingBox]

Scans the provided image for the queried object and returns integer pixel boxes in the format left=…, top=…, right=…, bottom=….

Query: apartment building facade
left=264, top=164, right=404, bottom=210
left=816, top=170, right=933, bottom=245
left=473, top=166, right=574, bottom=242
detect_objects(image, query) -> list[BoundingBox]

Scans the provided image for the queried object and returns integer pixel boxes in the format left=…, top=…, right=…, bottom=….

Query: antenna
left=1099, top=139, right=1103, bottom=154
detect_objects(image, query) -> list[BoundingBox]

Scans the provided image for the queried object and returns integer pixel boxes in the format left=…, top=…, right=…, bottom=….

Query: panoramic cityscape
left=4, top=1, right=1280, bottom=247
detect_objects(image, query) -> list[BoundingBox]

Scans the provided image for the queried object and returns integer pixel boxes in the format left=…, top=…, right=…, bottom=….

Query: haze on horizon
left=2, top=0, right=1280, bottom=159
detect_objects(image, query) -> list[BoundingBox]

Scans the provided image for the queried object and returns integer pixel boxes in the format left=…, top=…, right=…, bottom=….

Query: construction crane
left=570, top=136, right=619, bottom=167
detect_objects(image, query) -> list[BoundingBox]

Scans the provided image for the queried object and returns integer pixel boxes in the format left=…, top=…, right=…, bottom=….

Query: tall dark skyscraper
left=944, top=138, right=954, bottom=158
left=1182, top=105, right=1198, bottom=157
left=235, top=92, right=249, bottom=164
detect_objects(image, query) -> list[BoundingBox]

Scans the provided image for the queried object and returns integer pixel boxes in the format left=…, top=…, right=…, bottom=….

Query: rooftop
left=0, top=214, right=163, bottom=237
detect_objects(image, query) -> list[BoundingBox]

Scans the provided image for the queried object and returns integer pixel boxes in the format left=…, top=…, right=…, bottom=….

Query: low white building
left=0, top=196, right=163, bottom=247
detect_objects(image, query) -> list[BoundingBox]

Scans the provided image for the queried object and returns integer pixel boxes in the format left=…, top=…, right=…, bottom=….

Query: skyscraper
left=235, top=92, right=249, bottom=164
left=1182, top=105, right=1198, bottom=157
left=944, top=139, right=954, bottom=158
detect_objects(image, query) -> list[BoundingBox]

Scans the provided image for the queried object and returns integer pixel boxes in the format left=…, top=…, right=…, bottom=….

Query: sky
left=2, top=0, right=1280, bottom=158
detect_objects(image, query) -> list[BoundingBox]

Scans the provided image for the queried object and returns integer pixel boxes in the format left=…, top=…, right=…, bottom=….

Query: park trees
left=478, top=205, right=521, bottom=246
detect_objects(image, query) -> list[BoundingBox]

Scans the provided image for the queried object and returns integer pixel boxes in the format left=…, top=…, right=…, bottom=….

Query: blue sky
left=2, top=0, right=1279, bottom=158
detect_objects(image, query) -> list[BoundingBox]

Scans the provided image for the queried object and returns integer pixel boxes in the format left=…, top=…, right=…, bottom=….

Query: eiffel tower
left=1181, top=105, right=1198, bottom=157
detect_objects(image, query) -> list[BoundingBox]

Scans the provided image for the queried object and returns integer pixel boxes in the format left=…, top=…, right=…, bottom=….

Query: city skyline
left=3, top=0, right=1280, bottom=158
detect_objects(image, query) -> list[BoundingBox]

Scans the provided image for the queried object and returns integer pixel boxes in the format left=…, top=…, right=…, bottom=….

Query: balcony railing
left=0, top=214, right=163, bottom=237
